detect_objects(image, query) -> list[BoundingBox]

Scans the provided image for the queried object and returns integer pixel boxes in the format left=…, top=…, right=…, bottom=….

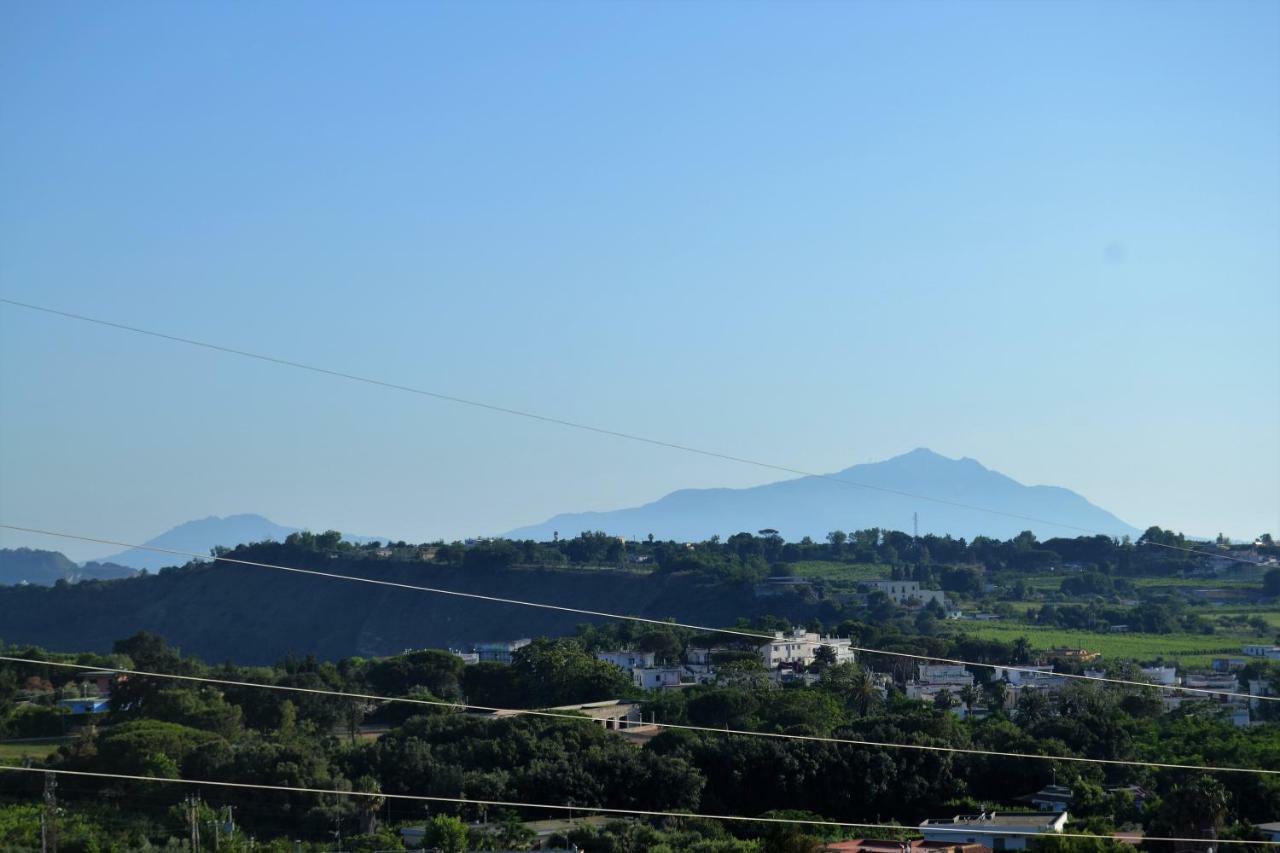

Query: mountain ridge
left=95, top=513, right=384, bottom=571
left=504, top=448, right=1140, bottom=542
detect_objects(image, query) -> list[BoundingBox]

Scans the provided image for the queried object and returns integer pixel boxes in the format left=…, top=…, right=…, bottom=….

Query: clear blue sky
left=2, top=1, right=1277, bottom=560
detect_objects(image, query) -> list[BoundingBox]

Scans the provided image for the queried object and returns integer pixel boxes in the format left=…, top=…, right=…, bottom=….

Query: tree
left=512, top=638, right=632, bottom=706
left=985, top=679, right=1009, bottom=713
left=812, top=645, right=838, bottom=670
left=933, top=689, right=957, bottom=711
left=423, top=814, right=469, bottom=853
left=826, top=530, right=847, bottom=555
left=1264, top=569, right=1280, bottom=597
left=1148, top=777, right=1229, bottom=842
left=958, top=685, right=980, bottom=713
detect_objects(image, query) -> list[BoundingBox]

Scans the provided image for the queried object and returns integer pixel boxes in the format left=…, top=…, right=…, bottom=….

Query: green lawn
left=788, top=561, right=887, bottom=583
left=946, top=623, right=1254, bottom=667
left=0, top=738, right=64, bottom=766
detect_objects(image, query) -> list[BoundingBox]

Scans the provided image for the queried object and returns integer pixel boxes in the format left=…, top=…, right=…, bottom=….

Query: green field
left=789, top=561, right=887, bottom=583
left=946, top=622, right=1254, bottom=667
left=0, top=738, right=64, bottom=766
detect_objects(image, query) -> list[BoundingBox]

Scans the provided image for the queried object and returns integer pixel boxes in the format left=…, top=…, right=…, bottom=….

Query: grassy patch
left=783, top=558, right=885, bottom=584
left=945, top=623, right=1253, bottom=667
left=0, top=738, right=64, bottom=765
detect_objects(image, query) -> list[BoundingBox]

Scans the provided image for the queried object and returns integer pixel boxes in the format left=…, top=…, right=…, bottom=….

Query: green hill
left=0, top=544, right=833, bottom=663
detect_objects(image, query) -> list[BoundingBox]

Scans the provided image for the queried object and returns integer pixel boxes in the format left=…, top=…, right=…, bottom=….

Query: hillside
left=0, top=548, right=78, bottom=585
left=506, top=448, right=1141, bottom=542
left=0, top=548, right=140, bottom=586
left=0, top=546, right=832, bottom=663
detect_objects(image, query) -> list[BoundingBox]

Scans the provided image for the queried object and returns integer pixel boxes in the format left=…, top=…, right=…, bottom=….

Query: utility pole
left=913, top=512, right=918, bottom=541
left=186, top=794, right=202, bottom=851
left=42, top=771, right=58, bottom=853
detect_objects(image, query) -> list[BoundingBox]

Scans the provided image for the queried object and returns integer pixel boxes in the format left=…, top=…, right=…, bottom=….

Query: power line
left=2, top=766, right=1276, bottom=846
left=2, top=523, right=1273, bottom=703
left=6, top=655, right=1273, bottom=777
left=0, top=297, right=1254, bottom=566
left=0, top=524, right=765, bottom=639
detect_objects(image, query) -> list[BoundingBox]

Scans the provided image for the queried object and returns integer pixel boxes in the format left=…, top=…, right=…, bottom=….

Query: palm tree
left=850, top=669, right=880, bottom=716
left=985, top=679, right=1009, bottom=712
left=959, top=684, right=980, bottom=714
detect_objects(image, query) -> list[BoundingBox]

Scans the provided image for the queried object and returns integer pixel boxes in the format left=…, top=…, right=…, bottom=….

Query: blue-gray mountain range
left=1, top=513, right=383, bottom=584
left=504, top=448, right=1141, bottom=542
left=93, top=513, right=382, bottom=571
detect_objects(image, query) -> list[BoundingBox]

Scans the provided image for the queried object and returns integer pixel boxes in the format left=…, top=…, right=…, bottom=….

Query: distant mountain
left=1, top=548, right=140, bottom=587
left=505, top=448, right=1141, bottom=543
left=0, top=548, right=78, bottom=585
left=95, top=514, right=303, bottom=571
left=94, top=513, right=385, bottom=571
left=76, top=561, right=142, bottom=582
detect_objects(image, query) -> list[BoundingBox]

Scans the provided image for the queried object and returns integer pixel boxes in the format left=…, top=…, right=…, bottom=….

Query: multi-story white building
left=758, top=630, right=856, bottom=668
left=919, top=812, right=1069, bottom=850
left=596, top=650, right=657, bottom=670
left=861, top=580, right=947, bottom=607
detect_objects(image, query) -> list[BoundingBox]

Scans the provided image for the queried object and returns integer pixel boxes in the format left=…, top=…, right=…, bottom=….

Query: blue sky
left=2, top=1, right=1277, bottom=560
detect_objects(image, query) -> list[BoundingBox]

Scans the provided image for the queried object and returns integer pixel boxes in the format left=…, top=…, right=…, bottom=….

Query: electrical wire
left=3, top=766, right=1277, bottom=846
left=2, top=523, right=1273, bottom=703
left=0, top=297, right=1261, bottom=567
left=6, top=655, right=1274, bottom=777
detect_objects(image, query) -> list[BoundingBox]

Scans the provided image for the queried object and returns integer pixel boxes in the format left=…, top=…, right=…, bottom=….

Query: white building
left=1183, top=672, right=1239, bottom=692
left=920, top=812, right=1069, bottom=850
left=596, top=650, right=657, bottom=670
left=632, top=666, right=683, bottom=690
left=758, top=629, right=855, bottom=668
left=990, top=665, right=1056, bottom=686
left=906, top=664, right=976, bottom=703
left=1244, top=645, right=1280, bottom=659
left=862, top=580, right=947, bottom=607
left=474, top=638, right=531, bottom=664
left=1142, top=666, right=1179, bottom=686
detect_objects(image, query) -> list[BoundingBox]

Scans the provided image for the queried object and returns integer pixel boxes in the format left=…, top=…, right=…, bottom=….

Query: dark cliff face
left=0, top=551, right=831, bottom=663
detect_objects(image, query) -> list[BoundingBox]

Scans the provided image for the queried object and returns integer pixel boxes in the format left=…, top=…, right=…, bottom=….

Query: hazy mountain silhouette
left=0, top=548, right=137, bottom=586
left=95, top=514, right=304, bottom=571
left=95, top=513, right=385, bottom=571
left=0, top=548, right=79, bottom=585
left=505, top=448, right=1141, bottom=542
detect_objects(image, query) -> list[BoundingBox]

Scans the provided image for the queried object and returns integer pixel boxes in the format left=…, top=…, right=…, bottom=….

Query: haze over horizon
left=2, top=2, right=1277, bottom=560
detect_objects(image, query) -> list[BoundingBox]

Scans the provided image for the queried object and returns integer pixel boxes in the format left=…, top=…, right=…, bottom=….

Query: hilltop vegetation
left=0, top=527, right=1275, bottom=664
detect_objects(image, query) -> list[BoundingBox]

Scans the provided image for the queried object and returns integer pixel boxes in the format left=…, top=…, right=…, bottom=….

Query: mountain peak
left=506, top=449, right=1138, bottom=542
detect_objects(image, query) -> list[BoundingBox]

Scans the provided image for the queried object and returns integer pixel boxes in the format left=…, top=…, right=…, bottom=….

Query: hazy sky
left=2, top=1, right=1277, bottom=561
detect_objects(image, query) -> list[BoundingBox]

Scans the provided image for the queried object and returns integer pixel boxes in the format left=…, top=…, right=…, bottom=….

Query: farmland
left=945, top=621, right=1260, bottom=667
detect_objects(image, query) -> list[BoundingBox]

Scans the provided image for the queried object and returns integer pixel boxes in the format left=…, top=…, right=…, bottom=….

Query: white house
left=758, top=630, right=855, bottom=668
left=990, top=665, right=1056, bottom=686
left=474, top=638, right=531, bottom=664
left=906, top=664, right=975, bottom=703
left=861, top=580, right=947, bottom=607
left=596, top=650, right=657, bottom=671
left=1243, top=645, right=1280, bottom=659
left=1142, top=666, right=1179, bottom=686
left=633, top=666, right=683, bottom=690
left=919, top=811, right=1069, bottom=850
